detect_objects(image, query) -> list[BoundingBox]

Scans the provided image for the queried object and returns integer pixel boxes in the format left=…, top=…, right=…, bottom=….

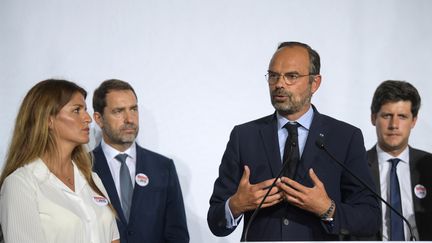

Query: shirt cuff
left=225, top=198, right=243, bottom=228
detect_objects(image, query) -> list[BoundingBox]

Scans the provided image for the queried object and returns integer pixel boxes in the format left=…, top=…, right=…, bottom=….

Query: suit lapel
left=128, top=144, right=148, bottom=224
left=93, top=145, right=128, bottom=224
left=367, top=146, right=381, bottom=195
left=409, top=147, right=422, bottom=213
left=295, top=108, right=323, bottom=181
left=259, top=114, right=283, bottom=177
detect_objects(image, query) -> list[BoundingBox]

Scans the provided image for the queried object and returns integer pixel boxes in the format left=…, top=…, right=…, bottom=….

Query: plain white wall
left=1, top=0, right=431, bottom=242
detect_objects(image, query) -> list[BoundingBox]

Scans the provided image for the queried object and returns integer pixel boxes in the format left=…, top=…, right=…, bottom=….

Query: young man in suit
left=369, top=80, right=432, bottom=240
left=92, top=79, right=189, bottom=243
left=207, top=42, right=380, bottom=241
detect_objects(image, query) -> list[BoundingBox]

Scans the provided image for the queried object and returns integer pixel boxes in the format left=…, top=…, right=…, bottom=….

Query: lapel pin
left=93, top=195, right=109, bottom=206
left=414, top=184, right=427, bottom=199
left=135, top=173, right=149, bottom=187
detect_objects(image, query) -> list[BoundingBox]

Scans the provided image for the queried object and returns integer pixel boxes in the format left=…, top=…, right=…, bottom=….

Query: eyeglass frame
left=265, top=70, right=318, bottom=85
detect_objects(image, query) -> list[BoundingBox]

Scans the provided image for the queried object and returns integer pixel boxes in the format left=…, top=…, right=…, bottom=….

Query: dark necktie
left=282, top=122, right=300, bottom=179
left=115, top=153, right=133, bottom=222
left=388, top=158, right=404, bottom=241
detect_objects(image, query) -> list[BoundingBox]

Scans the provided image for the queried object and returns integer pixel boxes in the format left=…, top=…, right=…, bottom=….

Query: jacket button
left=128, top=230, right=135, bottom=235
left=283, top=218, right=289, bottom=226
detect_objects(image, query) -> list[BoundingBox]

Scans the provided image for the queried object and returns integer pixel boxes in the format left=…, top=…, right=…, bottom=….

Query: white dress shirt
left=276, top=107, right=313, bottom=160
left=0, top=158, right=119, bottom=243
left=100, top=139, right=137, bottom=207
left=376, top=145, right=418, bottom=240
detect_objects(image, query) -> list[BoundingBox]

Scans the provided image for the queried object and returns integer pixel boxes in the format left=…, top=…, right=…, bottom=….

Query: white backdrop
left=1, top=0, right=431, bottom=242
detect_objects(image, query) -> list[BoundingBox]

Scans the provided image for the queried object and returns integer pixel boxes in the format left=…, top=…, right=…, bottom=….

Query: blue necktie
left=388, top=158, right=404, bottom=241
left=115, top=153, right=133, bottom=222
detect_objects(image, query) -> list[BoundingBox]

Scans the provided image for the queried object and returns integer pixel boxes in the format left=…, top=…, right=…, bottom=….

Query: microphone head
left=315, top=133, right=325, bottom=149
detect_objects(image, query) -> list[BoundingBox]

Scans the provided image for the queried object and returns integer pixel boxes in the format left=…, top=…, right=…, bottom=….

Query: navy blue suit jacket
left=93, top=143, right=189, bottom=243
left=368, top=146, right=432, bottom=240
left=207, top=108, right=380, bottom=241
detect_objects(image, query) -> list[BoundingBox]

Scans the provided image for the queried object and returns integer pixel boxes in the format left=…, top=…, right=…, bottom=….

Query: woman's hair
left=0, top=79, right=109, bottom=207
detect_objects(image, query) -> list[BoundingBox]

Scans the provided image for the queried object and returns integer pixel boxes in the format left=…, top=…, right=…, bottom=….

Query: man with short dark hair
left=368, top=80, right=432, bottom=240
left=92, top=79, right=189, bottom=243
left=207, top=42, right=380, bottom=241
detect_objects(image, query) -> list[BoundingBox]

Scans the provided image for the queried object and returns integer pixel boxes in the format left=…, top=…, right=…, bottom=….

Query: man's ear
left=371, top=113, right=377, bottom=126
left=411, top=115, right=418, bottom=129
left=93, top=112, right=104, bottom=128
left=310, top=75, right=321, bottom=94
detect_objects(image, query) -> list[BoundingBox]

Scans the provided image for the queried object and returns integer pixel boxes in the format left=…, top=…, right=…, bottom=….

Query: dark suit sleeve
left=164, top=160, right=190, bottom=243
left=329, top=128, right=381, bottom=237
left=207, top=126, right=243, bottom=237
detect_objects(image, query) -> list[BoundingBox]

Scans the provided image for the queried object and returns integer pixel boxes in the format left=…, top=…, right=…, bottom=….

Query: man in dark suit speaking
left=207, top=41, right=380, bottom=241
left=368, top=80, right=432, bottom=240
left=92, top=79, right=189, bottom=243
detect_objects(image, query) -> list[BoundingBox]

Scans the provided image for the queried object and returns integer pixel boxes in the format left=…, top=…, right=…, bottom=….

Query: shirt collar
left=28, top=158, right=87, bottom=193
left=27, top=158, right=50, bottom=182
left=101, top=138, right=136, bottom=160
left=376, top=144, right=410, bottom=165
left=72, top=162, right=86, bottom=193
left=276, top=105, right=314, bottom=131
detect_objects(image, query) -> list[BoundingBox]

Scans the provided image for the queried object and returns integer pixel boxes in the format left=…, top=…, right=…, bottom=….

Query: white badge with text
left=414, top=184, right=427, bottom=199
left=135, top=173, right=149, bottom=187
left=93, top=196, right=109, bottom=206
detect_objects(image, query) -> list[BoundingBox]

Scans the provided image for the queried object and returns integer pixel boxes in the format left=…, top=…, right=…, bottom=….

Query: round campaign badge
left=414, top=184, right=427, bottom=199
left=135, top=173, right=149, bottom=187
left=93, top=196, right=109, bottom=206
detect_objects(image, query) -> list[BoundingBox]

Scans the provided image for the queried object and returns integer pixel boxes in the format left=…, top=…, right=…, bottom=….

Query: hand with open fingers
left=276, top=168, right=334, bottom=217
left=229, top=165, right=284, bottom=218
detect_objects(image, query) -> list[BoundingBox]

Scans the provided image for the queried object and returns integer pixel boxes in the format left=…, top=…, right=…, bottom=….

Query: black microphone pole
left=315, top=136, right=416, bottom=241
left=243, top=141, right=295, bottom=241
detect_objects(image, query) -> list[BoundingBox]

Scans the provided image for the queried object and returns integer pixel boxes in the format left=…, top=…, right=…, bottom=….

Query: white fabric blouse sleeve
left=0, top=172, right=46, bottom=243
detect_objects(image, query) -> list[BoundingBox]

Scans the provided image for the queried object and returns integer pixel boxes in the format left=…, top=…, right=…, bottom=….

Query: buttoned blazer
left=368, top=146, right=432, bottom=240
left=207, top=107, right=380, bottom=241
left=93, top=144, right=189, bottom=243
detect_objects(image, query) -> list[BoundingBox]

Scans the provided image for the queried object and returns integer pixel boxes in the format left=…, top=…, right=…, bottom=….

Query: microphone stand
left=316, top=139, right=416, bottom=241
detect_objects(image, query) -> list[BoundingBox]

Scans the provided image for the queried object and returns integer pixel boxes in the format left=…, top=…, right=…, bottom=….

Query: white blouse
left=0, top=158, right=119, bottom=243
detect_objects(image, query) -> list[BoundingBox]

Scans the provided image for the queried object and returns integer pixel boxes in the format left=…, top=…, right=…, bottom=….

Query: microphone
left=315, top=133, right=416, bottom=241
left=243, top=139, right=296, bottom=241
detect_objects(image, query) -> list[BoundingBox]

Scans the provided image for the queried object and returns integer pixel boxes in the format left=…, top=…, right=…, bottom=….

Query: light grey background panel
left=1, top=1, right=431, bottom=242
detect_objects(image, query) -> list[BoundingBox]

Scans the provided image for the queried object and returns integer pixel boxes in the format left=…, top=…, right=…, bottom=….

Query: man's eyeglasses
left=265, top=71, right=316, bottom=85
